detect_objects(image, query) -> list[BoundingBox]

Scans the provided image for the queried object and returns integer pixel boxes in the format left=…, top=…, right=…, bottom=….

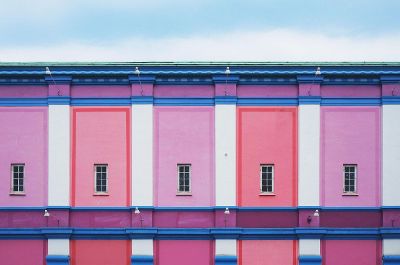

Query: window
left=11, top=164, right=25, bottom=194
left=94, top=164, right=108, bottom=193
left=177, top=164, right=191, bottom=193
left=343, top=164, right=357, bottom=193
left=260, top=164, right=274, bottom=193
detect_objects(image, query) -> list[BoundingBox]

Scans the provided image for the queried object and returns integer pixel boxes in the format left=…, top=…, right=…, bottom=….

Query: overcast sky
left=1, top=0, right=399, bottom=61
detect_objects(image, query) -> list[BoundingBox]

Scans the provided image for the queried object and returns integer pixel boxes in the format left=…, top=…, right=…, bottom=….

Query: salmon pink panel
left=156, top=240, right=214, bottom=265
left=321, top=107, right=381, bottom=206
left=322, top=240, right=381, bottom=265
left=154, top=107, right=215, bottom=206
left=0, top=240, right=46, bottom=265
left=0, top=108, right=48, bottom=206
left=71, top=240, right=130, bottom=265
left=238, top=107, right=297, bottom=206
left=239, top=240, right=297, bottom=265
left=72, top=107, right=130, bottom=206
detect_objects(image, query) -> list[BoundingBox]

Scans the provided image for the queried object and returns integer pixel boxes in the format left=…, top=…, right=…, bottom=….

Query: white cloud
left=1, top=29, right=399, bottom=62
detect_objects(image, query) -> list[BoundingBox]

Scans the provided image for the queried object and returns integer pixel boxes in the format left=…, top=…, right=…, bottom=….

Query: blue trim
left=299, top=96, right=321, bottom=105
left=299, top=255, right=322, bottom=265
left=319, top=206, right=381, bottom=211
left=153, top=98, right=214, bottom=106
left=380, top=75, right=400, bottom=83
left=321, top=98, right=381, bottom=106
left=0, top=98, right=48, bottom=106
left=129, top=75, right=156, bottom=84
left=237, top=98, right=298, bottom=106
left=48, top=96, right=71, bottom=105
left=212, top=75, right=240, bottom=84
left=45, top=76, right=72, bottom=84
left=70, top=98, right=131, bottom=106
left=383, top=256, right=400, bottom=265
left=46, top=255, right=70, bottom=265
left=215, top=255, right=237, bottom=265
left=237, top=207, right=297, bottom=212
left=297, top=76, right=324, bottom=83
left=131, top=96, right=154, bottom=104
left=131, top=255, right=154, bottom=265
left=382, top=96, right=400, bottom=105
left=215, top=96, right=237, bottom=105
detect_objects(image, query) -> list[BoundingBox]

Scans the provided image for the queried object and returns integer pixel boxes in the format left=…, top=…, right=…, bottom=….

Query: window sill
left=342, top=193, right=358, bottom=196
left=9, top=192, right=25, bottom=196
left=176, top=192, right=192, bottom=196
left=259, top=193, right=276, bottom=196
left=93, top=193, right=109, bottom=196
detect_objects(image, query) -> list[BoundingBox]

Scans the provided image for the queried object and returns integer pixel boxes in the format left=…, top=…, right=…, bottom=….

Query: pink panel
left=154, top=107, right=215, bottom=206
left=0, top=85, right=48, bottom=98
left=239, top=240, right=297, bottom=265
left=237, top=85, right=298, bottom=97
left=156, top=240, right=214, bottom=265
left=238, top=107, right=298, bottom=207
left=71, top=240, right=130, bottom=265
left=154, top=85, right=214, bottom=97
left=321, top=85, right=381, bottom=98
left=72, top=107, right=130, bottom=206
left=0, top=240, right=46, bottom=265
left=0, top=108, right=48, bottom=206
left=71, top=85, right=131, bottom=97
left=322, top=240, right=381, bottom=265
left=321, top=107, right=381, bottom=206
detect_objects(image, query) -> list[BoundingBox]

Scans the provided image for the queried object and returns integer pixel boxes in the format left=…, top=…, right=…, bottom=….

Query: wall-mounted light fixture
left=224, top=207, right=230, bottom=228
left=134, top=207, right=144, bottom=227
left=307, top=210, right=319, bottom=224
left=224, top=66, right=230, bottom=96
left=308, top=67, right=321, bottom=96
left=134, top=67, right=144, bottom=96
left=44, top=209, right=50, bottom=217
left=45, top=67, right=61, bottom=96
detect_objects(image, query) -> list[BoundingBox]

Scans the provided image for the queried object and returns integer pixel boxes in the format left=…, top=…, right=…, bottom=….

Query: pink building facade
left=0, top=63, right=399, bottom=265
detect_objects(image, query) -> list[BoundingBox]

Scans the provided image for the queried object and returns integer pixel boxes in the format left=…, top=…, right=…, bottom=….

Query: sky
left=0, top=0, right=400, bottom=62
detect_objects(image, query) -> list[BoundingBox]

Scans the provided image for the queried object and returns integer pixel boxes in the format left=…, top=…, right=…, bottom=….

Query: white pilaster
left=382, top=105, right=400, bottom=206
left=131, top=104, right=153, bottom=206
left=298, top=105, right=320, bottom=206
left=215, top=239, right=237, bottom=256
left=299, top=239, right=320, bottom=255
left=215, top=105, right=236, bottom=206
left=48, top=239, right=70, bottom=256
left=132, top=239, right=154, bottom=256
left=48, top=105, right=70, bottom=206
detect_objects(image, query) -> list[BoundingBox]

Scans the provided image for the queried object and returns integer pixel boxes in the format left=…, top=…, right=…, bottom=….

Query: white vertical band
left=132, top=239, right=154, bottom=256
left=383, top=105, right=400, bottom=206
left=131, top=104, right=153, bottom=206
left=299, top=239, right=320, bottom=255
left=48, top=105, right=70, bottom=206
left=298, top=105, right=320, bottom=206
left=383, top=239, right=400, bottom=255
left=48, top=239, right=70, bottom=255
left=215, top=239, right=237, bottom=256
left=215, top=105, right=237, bottom=206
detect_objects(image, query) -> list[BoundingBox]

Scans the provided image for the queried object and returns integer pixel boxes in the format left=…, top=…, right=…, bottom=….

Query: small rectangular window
left=94, top=164, right=108, bottom=193
left=11, top=164, right=25, bottom=194
left=260, top=164, right=274, bottom=193
left=343, top=164, right=357, bottom=193
left=177, top=164, right=191, bottom=193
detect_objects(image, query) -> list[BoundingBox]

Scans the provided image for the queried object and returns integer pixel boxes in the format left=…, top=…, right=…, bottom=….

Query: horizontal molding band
left=0, top=228, right=399, bottom=240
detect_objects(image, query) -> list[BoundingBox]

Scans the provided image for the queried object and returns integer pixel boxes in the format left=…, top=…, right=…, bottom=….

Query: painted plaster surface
left=0, top=240, right=46, bottom=265
left=321, top=85, right=381, bottom=98
left=156, top=240, right=214, bottom=265
left=0, top=85, right=47, bottom=98
left=0, top=107, right=48, bottom=206
left=154, top=107, right=215, bottom=206
left=239, top=240, right=297, bottom=265
left=71, top=85, right=131, bottom=97
left=154, top=85, right=214, bottom=97
left=71, top=240, right=130, bottom=265
left=321, top=107, right=381, bottom=206
left=322, top=240, right=381, bottom=265
left=72, top=107, right=130, bottom=206
left=237, top=107, right=297, bottom=206
left=237, top=85, right=298, bottom=97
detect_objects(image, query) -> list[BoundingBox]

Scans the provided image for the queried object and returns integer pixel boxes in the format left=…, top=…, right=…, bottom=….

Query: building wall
left=320, top=107, right=381, bottom=206
left=0, top=240, right=46, bottom=265
left=71, top=240, right=130, bottom=265
left=239, top=240, right=297, bottom=265
left=154, top=107, right=215, bottom=206
left=237, top=107, right=298, bottom=206
left=71, top=107, right=130, bottom=206
left=0, top=107, right=48, bottom=206
left=156, top=240, right=214, bottom=265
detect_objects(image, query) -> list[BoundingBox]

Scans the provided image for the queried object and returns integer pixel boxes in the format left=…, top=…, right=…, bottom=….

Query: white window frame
left=94, top=164, right=108, bottom=194
left=260, top=164, right=274, bottom=194
left=177, top=164, right=191, bottom=195
left=10, top=163, right=25, bottom=194
left=343, top=164, right=357, bottom=194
